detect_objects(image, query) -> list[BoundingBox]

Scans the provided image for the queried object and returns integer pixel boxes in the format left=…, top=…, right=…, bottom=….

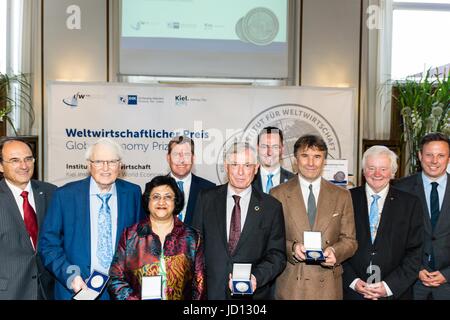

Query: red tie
left=228, top=195, right=241, bottom=255
left=21, top=191, right=38, bottom=250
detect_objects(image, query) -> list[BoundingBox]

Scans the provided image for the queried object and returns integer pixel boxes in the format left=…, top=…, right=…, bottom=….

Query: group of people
left=0, top=128, right=448, bottom=300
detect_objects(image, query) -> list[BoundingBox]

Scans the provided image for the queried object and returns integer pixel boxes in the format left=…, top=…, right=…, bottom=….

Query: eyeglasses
left=1, top=157, right=35, bottom=166
left=171, top=152, right=193, bottom=159
left=89, top=159, right=121, bottom=168
left=150, top=194, right=175, bottom=202
left=259, top=144, right=281, bottom=151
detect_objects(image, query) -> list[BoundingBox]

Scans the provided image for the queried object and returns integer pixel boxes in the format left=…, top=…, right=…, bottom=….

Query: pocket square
left=332, top=213, right=340, bottom=217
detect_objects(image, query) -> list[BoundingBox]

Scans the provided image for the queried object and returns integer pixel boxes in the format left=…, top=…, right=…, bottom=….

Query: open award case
left=231, top=263, right=253, bottom=295
left=72, top=270, right=109, bottom=300
left=304, top=231, right=325, bottom=264
left=142, top=275, right=163, bottom=300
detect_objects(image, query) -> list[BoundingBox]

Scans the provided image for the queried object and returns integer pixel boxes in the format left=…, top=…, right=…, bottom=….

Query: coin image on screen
left=308, top=251, right=321, bottom=260
left=235, top=17, right=248, bottom=43
left=242, top=7, right=279, bottom=46
left=90, top=275, right=104, bottom=289
left=235, top=281, right=249, bottom=293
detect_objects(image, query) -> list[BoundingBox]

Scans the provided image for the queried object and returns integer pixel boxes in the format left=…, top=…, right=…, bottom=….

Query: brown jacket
left=270, top=176, right=357, bottom=300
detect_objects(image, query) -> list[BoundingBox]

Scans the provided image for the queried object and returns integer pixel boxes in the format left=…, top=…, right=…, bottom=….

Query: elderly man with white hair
left=193, top=142, right=286, bottom=300
left=343, top=145, right=423, bottom=300
left=39, top=138, right=145, bottom=300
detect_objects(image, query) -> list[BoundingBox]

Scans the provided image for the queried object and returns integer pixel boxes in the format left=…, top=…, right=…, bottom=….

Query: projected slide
left=122, top=0, right=287, bottom=44
left=120, top=0, right=289, bottom=78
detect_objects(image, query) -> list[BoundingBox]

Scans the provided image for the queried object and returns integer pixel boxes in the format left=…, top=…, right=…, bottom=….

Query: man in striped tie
left=343, top=145, right=423, bottom=300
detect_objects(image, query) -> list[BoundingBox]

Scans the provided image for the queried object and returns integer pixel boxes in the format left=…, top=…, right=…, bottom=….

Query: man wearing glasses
left=39, top=138, right=144, bottom=300
left=252, top=127, right=294, bottom=194
left=0, top=137, right=56, bottom=300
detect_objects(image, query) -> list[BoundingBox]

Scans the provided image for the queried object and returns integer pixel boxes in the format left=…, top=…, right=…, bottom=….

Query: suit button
left=371, top=251, right=377, bottom=256
left=32, top=275, right=37, bottom=279
left=432, top=237, right=436, bottom=241
left=326, top=240, right=330, bottom=244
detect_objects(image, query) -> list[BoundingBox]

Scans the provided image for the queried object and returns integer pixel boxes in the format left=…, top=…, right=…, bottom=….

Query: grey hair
left=224, top=142, right=257, bottom=164
left=85, top=138, right=124, bottom=161
left=362, top=145, right=398, bottom=175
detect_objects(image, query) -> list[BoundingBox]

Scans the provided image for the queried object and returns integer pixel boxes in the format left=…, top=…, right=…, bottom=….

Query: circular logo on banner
left=215, top=104, right=342, bottom=183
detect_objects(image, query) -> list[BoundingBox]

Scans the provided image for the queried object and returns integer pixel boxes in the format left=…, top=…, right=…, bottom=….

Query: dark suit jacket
left=252, top=167, right=294, bottom=194
left=394, top=173, right=450, bottom=280
left=38, top=177, right=145, bottom=300
left=192, top=184, right=286, bottom=300
left=155, top=173, right=215, bottom=227
left=343, top=186, right=423, bottom=300
left=0, top=179, right=56, bottom=300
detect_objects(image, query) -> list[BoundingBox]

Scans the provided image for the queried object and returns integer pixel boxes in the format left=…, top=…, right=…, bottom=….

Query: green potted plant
left=0, top=72, right=35, bottom=136
left=394, top=69, right=450, bottom=174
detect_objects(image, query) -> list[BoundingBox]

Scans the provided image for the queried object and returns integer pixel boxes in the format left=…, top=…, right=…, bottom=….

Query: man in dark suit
left=39, top=138, right=144, bottom=300
left=0, top=137, right=56, bottom=300
left=161, top=135, right=215, bottom=226
left=395, top=132, right=450, bottom=299
left=343, top=145, right=423, bottom=300
left=193, top=142, right=286, bottom=300
left=252, top=126, right=294, bottom=194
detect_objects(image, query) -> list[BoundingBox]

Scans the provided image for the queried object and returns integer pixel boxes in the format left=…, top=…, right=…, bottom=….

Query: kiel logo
left=118, top=95, right=138, bottom=105
left=175, top=95, right=188, bottom=106
left=63, top=92, right=90, bottom=108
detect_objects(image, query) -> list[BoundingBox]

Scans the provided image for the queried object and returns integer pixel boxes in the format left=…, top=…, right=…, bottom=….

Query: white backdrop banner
left=46, top=82, right=356, bottom=189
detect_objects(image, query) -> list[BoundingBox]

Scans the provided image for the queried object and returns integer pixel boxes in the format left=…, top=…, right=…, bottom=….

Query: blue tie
left=369, top=194, right=381, bottom=243
left=266, top=174, right=274, bottom=193
left=97, top=193, right=113, bottom=269
left=176, top=180, right=184, bottom=221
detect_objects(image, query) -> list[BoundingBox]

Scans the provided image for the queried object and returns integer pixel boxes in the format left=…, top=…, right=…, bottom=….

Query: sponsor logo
left=62, top=92, right=90, bottom=108
left=118, top=95, right=138, bottom=105
left=175, top=95, right=188, bottom=107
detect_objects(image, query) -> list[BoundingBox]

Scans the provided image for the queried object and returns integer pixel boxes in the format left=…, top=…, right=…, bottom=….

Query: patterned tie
left=228, top=195, right=241, bottom=255
left=266, top=173, right=274, bottom=193
left=97, top=193, right=113, bottom=269
left=307, top=184, right=317, bottom=228
left=429, top=182, right=440, bottom=269
left=20, top=191, right=38, bottom=250
left=176, top=180, right=184, bottom=221
left=369, top=194, right=381, bottom=243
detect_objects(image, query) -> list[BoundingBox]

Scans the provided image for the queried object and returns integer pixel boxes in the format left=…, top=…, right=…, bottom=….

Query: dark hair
left=419, top=132, right=450, bottom=152
left=0, top=137, right=34, bottom=162
left=167, top=136, right=194, bottom=155
left=142, top=175, right=184, bottom=216
left=293, top=134, right=328, bottom=158
left=257, top=126, right=284, bottom=145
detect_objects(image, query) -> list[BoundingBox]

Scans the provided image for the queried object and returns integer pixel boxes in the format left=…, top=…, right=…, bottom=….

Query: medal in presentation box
left=304, top=231, right=325, bottom=264
left=72, top=270, right=109, bottom=300
left=231, top=263, right=253, bottom=295
left=142, top=275, right=163, bottom=300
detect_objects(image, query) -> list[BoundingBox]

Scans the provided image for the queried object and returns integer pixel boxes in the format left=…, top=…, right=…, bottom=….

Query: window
left=391, top=0, right=450, bottom=79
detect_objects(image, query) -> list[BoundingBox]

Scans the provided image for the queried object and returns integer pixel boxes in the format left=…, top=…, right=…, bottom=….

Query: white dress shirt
left=298, top=175, right=321, bottom=211
left=170, top=172, right=192, bottom=221
left=260, top=165, right=281, bottom=193
left=4, top=179, right=36, bottom=249
left=226, top=185, right=252, bottom=241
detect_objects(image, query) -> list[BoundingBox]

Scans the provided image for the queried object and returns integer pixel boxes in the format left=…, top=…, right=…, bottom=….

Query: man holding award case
left=270, top=135, right=357, bottom=300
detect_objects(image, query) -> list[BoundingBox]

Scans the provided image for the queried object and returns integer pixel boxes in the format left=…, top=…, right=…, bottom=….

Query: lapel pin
left=254, top=206, right=260, bottom=212
left=39, top=192, right=43, bottom=195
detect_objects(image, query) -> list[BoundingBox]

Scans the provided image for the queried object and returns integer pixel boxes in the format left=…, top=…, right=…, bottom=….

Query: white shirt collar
left=298, top=175, right=321, bottom=189
left=170, top=172, right=192, bottom=184
left=4, top=179, right=32, bottom=196
left=260, top=165, right=280, bottom=177
left=227, top=184, right=252, bottom=198
left=365, top=183, right=390, bottom=199
left=89, top=177, right=116, bottom=195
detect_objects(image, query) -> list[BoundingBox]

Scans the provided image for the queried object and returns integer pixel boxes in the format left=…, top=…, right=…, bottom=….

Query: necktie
left=307, top=184, right=317, bottom=228
left=430, top=182, right=440, bottom=230
left=369, top=194, right=381, bottom=243
left=429, top=182, right=440, bottom=269
left=228, top=195, right=241, bottom=255
left=20, top=191, right=38, bottom=250
left=266, top=173, right=274, bottom=193
left=97, top=193, right=113, bottom=269
left=176, top=180, right=184, bottom=221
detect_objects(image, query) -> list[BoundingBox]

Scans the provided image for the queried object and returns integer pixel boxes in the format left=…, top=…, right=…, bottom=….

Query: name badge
left=142, top=275, right=163, bottom=300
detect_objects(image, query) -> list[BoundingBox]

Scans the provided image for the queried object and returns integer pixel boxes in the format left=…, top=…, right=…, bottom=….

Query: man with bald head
left=0, top=137, right=56, bottom=299
left=39, top=138, right=144, bottom=300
